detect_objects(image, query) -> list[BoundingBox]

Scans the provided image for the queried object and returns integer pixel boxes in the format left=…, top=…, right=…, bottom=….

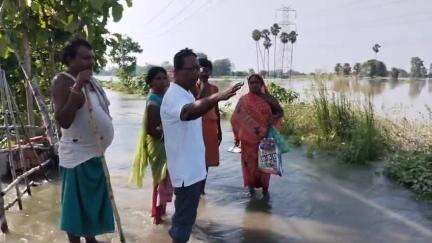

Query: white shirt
left=160, top=82, right=207, bottom=187
left=59, top=88, right=114, bottom=168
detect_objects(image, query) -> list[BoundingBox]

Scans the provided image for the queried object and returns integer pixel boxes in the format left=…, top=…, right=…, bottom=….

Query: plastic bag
left=258, top=138, right=283, bottom=176
left=267, top=126, right=290, bottom=154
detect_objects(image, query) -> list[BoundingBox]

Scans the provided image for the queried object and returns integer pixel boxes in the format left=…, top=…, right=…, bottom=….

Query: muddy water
left=212, top=77, right=432, bottom=122
left=2, top=89, right=432, bottom=243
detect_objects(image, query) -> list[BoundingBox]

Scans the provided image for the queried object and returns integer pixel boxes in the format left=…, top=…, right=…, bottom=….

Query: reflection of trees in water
left=428, top=79, right=432, bottom=93
left=388, top=78, right=402, bottom=90
left=408, top=79, right=426, bottom=98
left=331, top=78, right=388, bottom=97
left=331, top=77, right=350, bottom=93
left=366, top=79, right=387, bottom=96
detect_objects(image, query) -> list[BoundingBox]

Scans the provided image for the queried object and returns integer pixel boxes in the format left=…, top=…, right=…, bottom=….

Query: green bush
left=386, top=152, right=432, bottom=201
left=103, top=73, right=149, bottom=95
left=267, top=82, right=299, bottom=104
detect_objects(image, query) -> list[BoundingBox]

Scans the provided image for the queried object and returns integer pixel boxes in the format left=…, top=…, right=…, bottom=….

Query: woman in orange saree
left=231, top=74, right=283, bottom=196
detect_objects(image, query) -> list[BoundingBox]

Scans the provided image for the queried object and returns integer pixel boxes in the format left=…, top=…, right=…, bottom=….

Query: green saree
left=129, top=93, right=167, bottom=187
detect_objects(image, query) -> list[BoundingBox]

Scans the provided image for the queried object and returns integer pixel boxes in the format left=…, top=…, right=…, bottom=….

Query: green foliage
left=212, top=59, right=232, bottom=76
left=342, top=63, right=351, bottom=76
left=334, top=63, right=342, bottom=75
left=390, top=67, right=400, bottom=79
left=267, top=82, right=299, bottom=104
left=361, top=59, right=388, bottom=77
left=410, top=57, right=427, bottom=78
left=231, top=71, right=248, bottom=77
left=0, top=0, right=133, bottom=100
left=386, top=152, right=432, bottom=201
left=101, top=73, right=148, bottom=95
left=340, top=101, right=382, bottom=164
left=429, top=63, right=432, bottom=78
left=353, top=63, right=361, bottom=75
left=107, top=33, right=142, bottom=85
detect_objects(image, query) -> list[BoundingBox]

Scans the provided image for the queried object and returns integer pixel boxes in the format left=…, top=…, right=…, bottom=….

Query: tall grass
left=281, top=75, right=383, bottom=164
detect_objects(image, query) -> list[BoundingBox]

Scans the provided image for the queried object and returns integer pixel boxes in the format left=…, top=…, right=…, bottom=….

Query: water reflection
left=388, top=78, right=401, bottom=90
left=409, top=79, right=427, bottom=98
left=428, top=79, right=432, bottom=93
left=210, top=77, right=432, bottom=121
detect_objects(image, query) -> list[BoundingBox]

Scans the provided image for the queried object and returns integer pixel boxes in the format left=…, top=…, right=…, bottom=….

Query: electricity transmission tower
left=276, top=6, right=297, bottom=79
left=277, top=6, right=297, bottom=33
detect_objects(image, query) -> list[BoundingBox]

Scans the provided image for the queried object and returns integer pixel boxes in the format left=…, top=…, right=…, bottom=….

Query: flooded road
left=1, top=88, right=432, bottom=243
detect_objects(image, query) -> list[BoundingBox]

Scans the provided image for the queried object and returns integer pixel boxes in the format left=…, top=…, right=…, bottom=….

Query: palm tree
left=261, top=29, right=271, bottom=76
left=372, top=43, right=381, bottom=59
left=288, top=31, right=298, bottom=81
left=280, top=32, right=289, bottom=75
left=251, top=29, right=263, bottom=73
left=270, top=23, right=281, bottom=77
left=263, top=38, right=272, bottom=77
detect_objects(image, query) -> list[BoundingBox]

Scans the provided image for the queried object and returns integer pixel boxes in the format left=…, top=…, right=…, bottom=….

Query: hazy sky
left=108, top=0, right=432, bottom=73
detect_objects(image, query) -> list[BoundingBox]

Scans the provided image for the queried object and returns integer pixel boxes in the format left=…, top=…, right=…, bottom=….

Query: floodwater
left=213, top=77, right=432, bottom=122
left=1, top=83, right=432, bottom=243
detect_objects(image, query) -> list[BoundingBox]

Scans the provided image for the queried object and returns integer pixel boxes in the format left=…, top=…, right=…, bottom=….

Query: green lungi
left=60, top=157, right=114, bottom=237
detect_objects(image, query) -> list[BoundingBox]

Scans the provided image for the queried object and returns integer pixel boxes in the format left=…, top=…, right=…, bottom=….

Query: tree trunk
left=22, top=33, right=35, bottom=129
left=267, top=49, right=270, bottom=78
left=281, top=44, right=286, bottom=77
left=289, top=43, right=295, bottom=82
left=274, top=36, right=277, bottom=78
left=255, top=42, right=260, bottom=73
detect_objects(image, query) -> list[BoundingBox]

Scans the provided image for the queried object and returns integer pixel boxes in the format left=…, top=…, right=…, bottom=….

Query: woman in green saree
left=129, top=66, right=172, bottom=224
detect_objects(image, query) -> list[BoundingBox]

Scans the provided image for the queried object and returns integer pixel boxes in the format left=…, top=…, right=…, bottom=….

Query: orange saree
left=231, top=93, right=273, bottom=190
left=200, top=84, right=220, bottom=167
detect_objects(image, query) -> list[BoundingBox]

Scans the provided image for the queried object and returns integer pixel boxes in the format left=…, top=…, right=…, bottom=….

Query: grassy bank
left=99, top=74, right=149, bottom=95
left=276, top=75, right=432, bottom=200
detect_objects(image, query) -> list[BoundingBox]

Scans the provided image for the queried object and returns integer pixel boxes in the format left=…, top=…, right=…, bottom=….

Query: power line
left=146, top=0, right=214, bottom=39
left=155, top=0, right=197, bottom=30
left=141, top=0, right=176, bottom=27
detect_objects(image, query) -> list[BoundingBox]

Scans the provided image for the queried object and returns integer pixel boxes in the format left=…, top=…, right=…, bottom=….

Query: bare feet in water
left=248, top=186, right=256, bottom=196
left=153, top=216, right=164, bottom=225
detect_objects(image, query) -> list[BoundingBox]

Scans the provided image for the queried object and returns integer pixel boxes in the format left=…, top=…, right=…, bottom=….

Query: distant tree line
left=334, top=57, right=431, bottom=79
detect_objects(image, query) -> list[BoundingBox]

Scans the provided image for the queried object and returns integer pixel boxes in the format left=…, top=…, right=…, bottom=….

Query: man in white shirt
left=161, top=48, right=242, bottom=243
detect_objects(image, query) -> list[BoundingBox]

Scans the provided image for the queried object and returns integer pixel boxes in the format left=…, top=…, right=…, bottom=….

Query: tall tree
left=280, top=32, right=289, bottom=75
left=390, top=67, right=400, bottom=80
left=410, top=57, right=427, bottom=78
left=108, top=34, right=142, bottom=86
left=212, top=59, right=232, bottom=77
left=251, top=29, right=262, bottom=73
left=0, top=0, right=133, bottom=94
left=353, top=63, right=361, bottom=75
left=361, top=59, right=388, bottom=77
left=288, top=31, right=298, bottom=81
left=0, top=0, right=133, bottom=129
left=342, top=63, right=351, bottom=76
left=429, top=63, right=432, bottom=78
left=261, top=29, right=271, bottom=76
left=270, top=23, right=281, bottom=77
left=335, top=63, right=343, bottom=75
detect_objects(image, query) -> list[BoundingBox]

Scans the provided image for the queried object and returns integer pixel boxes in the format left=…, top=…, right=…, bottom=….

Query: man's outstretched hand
left=217, top=82, right=243, bottom=101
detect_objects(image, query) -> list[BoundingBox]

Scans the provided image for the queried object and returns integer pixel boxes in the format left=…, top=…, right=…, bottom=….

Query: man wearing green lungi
left=51, top=38, right=115, bottom=243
